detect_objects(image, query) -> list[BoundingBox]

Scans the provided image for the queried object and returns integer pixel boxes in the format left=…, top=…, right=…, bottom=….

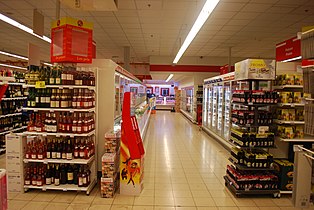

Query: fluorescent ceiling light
left=281, top=56, right=302, bottom=63
left=165, top=74, right=174, bottom=82
left=0, top=13, right=51, bottom=43
left=43, top=62, right=53, bottom=67
left=0, top=50, right=28, bottom=60
left=173, top=0, right=220, bottom=64
left=0, top=63, right=27, bottom=70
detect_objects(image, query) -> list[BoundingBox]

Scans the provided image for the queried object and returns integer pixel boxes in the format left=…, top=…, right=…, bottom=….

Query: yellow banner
left=35, top=81, right=46, bottom=89
left=302, top=25, right=314, bottom=33
left=249, top=59, right=266, bottom=69
left=51, top=17, right=93, bottom=29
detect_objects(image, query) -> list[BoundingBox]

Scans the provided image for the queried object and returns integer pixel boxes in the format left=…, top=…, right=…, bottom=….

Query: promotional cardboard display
left=235, top=59, right=276, bottom=81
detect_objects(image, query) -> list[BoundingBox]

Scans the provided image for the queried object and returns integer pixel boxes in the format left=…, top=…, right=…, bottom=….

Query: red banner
left=276, top=36, right=301, bottom=62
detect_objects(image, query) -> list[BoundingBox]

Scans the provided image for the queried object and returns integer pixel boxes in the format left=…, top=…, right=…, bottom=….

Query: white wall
left=146, top=84, right=175, bottom=95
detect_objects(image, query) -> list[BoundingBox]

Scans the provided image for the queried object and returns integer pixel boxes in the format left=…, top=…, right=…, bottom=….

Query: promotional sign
left=276, top=37, right=301, bottom=62
left=235, top=59, right=276, bottom=81
left=51, top=17, right=93, bottom=63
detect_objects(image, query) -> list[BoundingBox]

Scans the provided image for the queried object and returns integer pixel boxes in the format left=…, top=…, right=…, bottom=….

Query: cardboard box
left=274, top=159, right=294, bottom=191
left=288, top=109, right=296, bottom=121
left=295, top=125, right=304, bottom=138
left=293, top=92, right=302, bottom=103
left=235, top=59, right=276, bottom=80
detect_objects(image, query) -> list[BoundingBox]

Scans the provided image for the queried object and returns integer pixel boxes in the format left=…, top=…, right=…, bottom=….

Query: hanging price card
left=35, top=81, right=46, bottom=89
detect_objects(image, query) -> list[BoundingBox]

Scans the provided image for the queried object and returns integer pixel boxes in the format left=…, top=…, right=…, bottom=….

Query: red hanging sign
left=276, top=36, right=301, bottom=62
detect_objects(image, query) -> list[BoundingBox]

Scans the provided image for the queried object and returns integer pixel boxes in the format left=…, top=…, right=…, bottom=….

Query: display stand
left=120, top=92, right=145, bottom=195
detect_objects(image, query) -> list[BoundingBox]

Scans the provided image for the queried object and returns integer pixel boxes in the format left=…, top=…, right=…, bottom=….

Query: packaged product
left=294, top=74, right=303, bottom=85
left=286, top=74, right=295, bottom=85
left=293, top=92, right=302, bottom=103
left=279, top=92, right=293, bottom=103
left=304, top=93, right=311, bottom=99
left=281, top=109, right=290, bottom=121
left=294, top=125, right=304, bottom=138
left=288, top=109, right=296, bottom=121
left=282, top=126, right=294, bottom=139
left=296, top=109, right=304, bottom=121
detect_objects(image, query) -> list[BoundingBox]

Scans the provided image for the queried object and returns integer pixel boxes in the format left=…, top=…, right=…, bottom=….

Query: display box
left=235, top=59, right=276, bottom=80
left=51, top=17, right=93, bottom=63
left=7, top=172, right=22, bottom=192
left=273, top=159, right=294, bottom=191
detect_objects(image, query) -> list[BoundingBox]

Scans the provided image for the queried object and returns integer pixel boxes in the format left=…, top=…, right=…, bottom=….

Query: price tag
left=49, top=110, right=54, bottom=113
left=56, top=134, right=61, bottom=137
left=43, top=160, right=48, bottom=164
left=42, top=133, right=47, bottom=137
left=42, top=186, right=47, bottom=191
left=35, top=81, right=46, bottom=89
left=24, top=159, right=28, bottom=163
left=59, top=86, right=63, bottom=89
left=258, top=126, right=269, bottom=134
left=291, top=104, right=295, bottom=107
left=63, top=188, right=67, bottom=191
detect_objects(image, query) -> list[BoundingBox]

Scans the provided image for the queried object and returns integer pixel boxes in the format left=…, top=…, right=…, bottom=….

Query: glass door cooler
left=202, top=72, right=235, bottom=149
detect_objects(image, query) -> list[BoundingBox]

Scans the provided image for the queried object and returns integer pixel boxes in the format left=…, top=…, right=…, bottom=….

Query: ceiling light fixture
left=0, top=63, right=27, bottom=70
left=165, top=74, right=174, bottom=82
left=0, top=50, right=28, bottom=60
left=173, top=0, right=220, bottom=64
left=0, top=13, right=51, bottom=43
left=281, top=56, right=302, bottom=63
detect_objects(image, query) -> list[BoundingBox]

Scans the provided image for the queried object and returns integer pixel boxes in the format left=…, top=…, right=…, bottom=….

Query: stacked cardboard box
left=273, top=159, right=294, bottom=191
left=101, top=130, right=120, bottom=198
left=174, top=88, right=181, bottom=112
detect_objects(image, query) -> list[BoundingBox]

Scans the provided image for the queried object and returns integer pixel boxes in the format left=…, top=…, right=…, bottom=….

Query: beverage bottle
left=51, top=113, right=57, bottom=133
left=55, top=89, right=60, bottom=108
left=45, top=164, right=52, bottom=185
left=82, top=113, right=89, bottom=133
left=46, top=88, right=51, bottom=108
left=72, top=113, right=77, bottom=133
left=55, top=66, right=62, bottom=85
left=56, top=139, right=62, bottom=159
left=84, top=141, right=90, bottom=159
left=66, top=113, right=72, bottom=132
left=61, top=89, right=67, bottom=108
left=67, top=164, right=74, bottom=184
left=50, top=89, right=56, bottom=108
left=37, top=168, right=44, bottom=186
left=37, top=141, right=44, bottom=160
left=54, top=164, right=60, bottom=186
left=78, top=166, right=83, bottom=187
left=46, top=139, right=51, bottom=159
left=40, top=89, right=46, bottom=108
left=51, top=164, right=55, bottom=184
left=74, top=139, right=79, bottom=158
left=51, top=139, right=57, bottom=159
left=72, top=89, right=78, bottom=108
left=31, top=167, right=37, bottom=186
left=60, top=164, right=67, bottom=185
left=77, top=113, right=82, bottom=134
left=73, top=164, right=79, bottom=185
left=35, top=89, right=40, bottom=107
left=61, top=68, right=67, bottom=85
left=61, top=140, right=67, bottom=159
left=31, top=141, right=37, bottom=159
left=82, top=166, right=88, bottom=187
left=79, top=141, right=85, bottom=159
left=49, top=67, right=56, bottom=85
left=25, top=141, right=32, bottom=159
left=24, top=167, right=31, bottom=185
left=66, top=138, right=73, bottom=160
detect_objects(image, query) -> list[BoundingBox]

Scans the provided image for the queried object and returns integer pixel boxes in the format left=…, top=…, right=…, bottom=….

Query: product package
left=273, top=159, right=294, bottom=191
left=293, top=92, right=302, bottom=103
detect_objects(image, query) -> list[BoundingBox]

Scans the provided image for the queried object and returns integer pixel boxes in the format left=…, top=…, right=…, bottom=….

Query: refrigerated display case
left=180, top=86, right=195, bottom=122
left=202, top=72, right=235, bottom=149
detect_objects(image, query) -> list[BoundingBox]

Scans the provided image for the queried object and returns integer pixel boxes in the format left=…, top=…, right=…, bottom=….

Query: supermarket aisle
left=7, top=111, right=297, bottom=210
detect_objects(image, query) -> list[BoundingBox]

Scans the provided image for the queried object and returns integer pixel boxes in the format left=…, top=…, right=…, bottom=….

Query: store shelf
left=274, top=119, right=305, bottom=125
left=2, top=97, right=27, bottom=101
left=0, top=126, right=27, bottom=136
left=273, top=85, right=303, bottom=89
left=23, top=155, right=95, bottom=165
left=140, top=109, right=151, bottom=140
left=24, top=84, right=95, bottom=90
left=24, top=179, right=96, bottom=194
left=0, top=112, right=22, bottom=119
left=277, top=103, right=304, bottom=107
left=232, top=101, right=277, bottom=106
left=0, top=82, right=24, bottom=86
left=224, top=176, right=279, bottom=196
left=276, top=136, right=314, bottom=142
left=23, top=130, right=95, bottom=137
left=228, top=158, right=275, bottom=171
left=22, top=107, right=95, bottom=113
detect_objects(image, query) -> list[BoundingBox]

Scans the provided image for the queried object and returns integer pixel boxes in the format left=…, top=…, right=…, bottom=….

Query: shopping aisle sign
left=51, top=17, right=93, bottom=63
left=276, top=36, right=301, bottom=62
left=235, top=59, right=276, bottom=80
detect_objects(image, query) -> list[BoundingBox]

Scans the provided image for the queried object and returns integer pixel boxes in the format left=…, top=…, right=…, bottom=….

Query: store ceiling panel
left=0, top=0, right=313, bottom=64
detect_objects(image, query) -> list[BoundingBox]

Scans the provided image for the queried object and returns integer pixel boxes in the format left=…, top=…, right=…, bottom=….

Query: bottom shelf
left=224, top=176, right=279, bottom=197
left=24, top=178, right=97, bottom=195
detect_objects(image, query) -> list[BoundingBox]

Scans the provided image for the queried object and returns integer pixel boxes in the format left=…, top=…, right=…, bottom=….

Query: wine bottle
left=61, top=140, right=67, bottom=159
left=54, top=164, right=60, bottom=186
left=46, top=139, right=51, bottom=159
left=60, top=164, right=67, bottom=185
left=74, top=139, right=79, bottom=159
left=56, top=139, right=61, bottom=159
left=66, top=138, right=73, bottom=160
left=31, top=167, right=37, bottom=186
left=73, top=164, right=78, bottom=185
left=37, top=168, right=44, bottom=186
left=51, top=139, right=57, bottom=159
left=78, top=167, right=83, bottom=187
left=67, top=164, right=74, bottom=184
left=45, top=164, right=52, bottom=185
left=24, top=167, right=31, bottom=185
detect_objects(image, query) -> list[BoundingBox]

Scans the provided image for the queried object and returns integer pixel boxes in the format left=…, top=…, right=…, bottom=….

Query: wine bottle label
left=80, top=151, right=85, bottom=158
left=78, top=177, right=83, bottom=186
left=35, top=127, right=42, bottom=132
left=25, top=154, right=30, bottom=159
left=72, top=126, right=77, bottom=132
left=46, top=152, right=51, bottom=159
left=72, top=101, right=76, bottom=108
left=66, top=153, right=73, bottom=160
left=61, top=74, right=67, bottom=80
left=67, top=173, right=73, bottom=181
left=32, top=180, right=37, bottom=185
left=46, top=97, right=50, bottom=103
left=31, top=101, right=36, bottom=107
left=27, top=101, right=31, bottom=107
left=62, top=153, right=66, bottom=159
left=61, top=101, right=67, bottom=108
left=56, top=78, right=61, bottom=84
left=74, top=151, right=78, bottom=158
left=77, top=127, right=82, bottom=132
left=52, top=152, right=57, bottom=158
left=54, top=178, right=60, bottom=185
left=67, top=74, right=72, bottom=80
left=52, top=126, right=57, bottom=132
left=36, top=97, right=39, bottom=103
left=38, top=154, right=43, bottom=159
left=51, top=101, right=56, bottom=108
left=31, top=154, right=36, bottom=159
left=25, top=180, right=31, bottom=185
left=46, top=178, right=51, bottom=185
left=41, top=97, right=46, bottom=103
left=55, top=101, right=60, bottom=108
left=49, top=78, right=54, bottom=84
left=88, top=124, right=92, bottom=131
left=83, top=125, right=88, bottom=132
left=83, top=177, right=87, bottom=184
left=56, top=153, right=61, bottom=159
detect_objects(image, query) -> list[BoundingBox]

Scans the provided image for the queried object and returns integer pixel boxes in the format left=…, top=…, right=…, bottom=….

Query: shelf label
left=42, top=186, right=47, bottom=191
left=35, top=81, right=46, bottom=89
left=63, top=188, right=67, bottom=191
left=43, top=160, right=48, bottom=164
left=49, top=110, right=54, bottom=113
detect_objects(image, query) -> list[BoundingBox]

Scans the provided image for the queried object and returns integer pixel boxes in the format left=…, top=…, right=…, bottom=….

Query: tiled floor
left=1, top=111, right=310, bottom=209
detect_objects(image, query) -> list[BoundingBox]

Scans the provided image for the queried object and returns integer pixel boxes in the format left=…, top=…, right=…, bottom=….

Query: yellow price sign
left=35, top=81, right=46, bottom=89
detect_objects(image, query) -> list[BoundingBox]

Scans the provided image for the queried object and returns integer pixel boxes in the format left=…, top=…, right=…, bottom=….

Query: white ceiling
left=0, top=0, right=313, bottom=64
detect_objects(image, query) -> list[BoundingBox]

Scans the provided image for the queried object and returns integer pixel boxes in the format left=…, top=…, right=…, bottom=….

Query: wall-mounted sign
left=276, top=36, right=301, bottom=62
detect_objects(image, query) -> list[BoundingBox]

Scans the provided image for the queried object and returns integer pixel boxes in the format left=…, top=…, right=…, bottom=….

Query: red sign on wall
left=276, top=36, right=301, bottom=62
